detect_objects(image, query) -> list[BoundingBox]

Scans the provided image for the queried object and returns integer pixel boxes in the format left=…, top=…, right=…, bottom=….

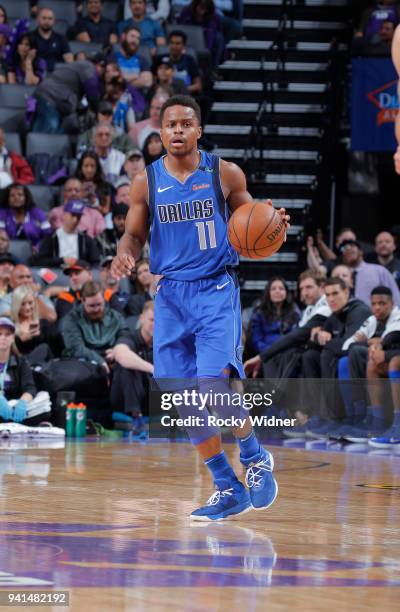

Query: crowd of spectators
left=241, top=228, right=400, bottom=446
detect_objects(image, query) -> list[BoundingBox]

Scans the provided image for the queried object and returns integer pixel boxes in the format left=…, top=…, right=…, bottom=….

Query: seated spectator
left=99, top=255, right=131, bottom=314
left=178, top=0, right=224, bottom=67
left=0, top=264, right=57, bottom=322
left=301, top=277, right=371, bottom=437
left=155, top=30, right=213, bottom=134
left=339, top=239, right=400, bottom=306
left=308, top=227, right=357, bottom=269
left=331, top=264, right=354, bottom=291
left=248, top=277, right=300, bottom=355
left=0, top=183, right=51, bottom=249
left=0, top=253, right=16, bottom=298
left=54, top=259, right=93, bottom=320
left=112, top=300, right=154, bottom=430
left=48, top=177, right=105, bottom=238
left=149, top=57, right=188, bottom=99
left=0, top=317, right=37, bottom=424
left=6, top=33, right=46, bottom=85
left=62, top=280, right=128, bottom=376
left=114, top=178, right=131, bottom=205
left=120, top=148, right=145, bottom=180
left=0, top=22, right=11, bottom=84
left=29, top=8, right=73, bottom=72
left=77, top=100, right=136, bottom=155
left=30, top=200, right=100, bottom=268
left=122, top=0, right=171, bottom=22
left=32, top=58, right=104, bottom=134
left=129, top=93, right=168, bottom=149
left=126, top=258, right=155, bottom=316
left=112, top=25, right=152, bottom=89
left=342, top=286, right=400, bottom=444
left=11, top=284, right=62, bottom=363
left=355, top=0, right=400, bottom=40
left=104, top=74, right=136, bottom=131
left=75, top=152, right=112, bottom=220
left=69, top=0, right=118, bottom=47
left=104, top=60, right=146, bottom=118
left=118, top=0, right=166, bottom=50
left=245, top=270, right=331, bottom=379
left=142, top=131, right=165, bottom=164
left=160, top=30, right=202, bottom=94
left=365, top=231, right=400, bottom=288
left=0, top=129, right=35, bottom=188
left=97, top=202, right=129, bottom=257
left=92, top=123, right=126, bottom=186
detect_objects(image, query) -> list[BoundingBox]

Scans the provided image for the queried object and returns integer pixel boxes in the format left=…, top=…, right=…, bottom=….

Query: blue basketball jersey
left=146, top=151, right=238, bottom=281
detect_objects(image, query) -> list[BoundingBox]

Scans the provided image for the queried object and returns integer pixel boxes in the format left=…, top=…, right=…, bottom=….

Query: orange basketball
left=228, top=202, right=286, bottom=259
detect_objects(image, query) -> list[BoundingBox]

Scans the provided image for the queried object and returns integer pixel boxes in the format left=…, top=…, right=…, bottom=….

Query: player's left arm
left=220, top=159, right=290, bottom=228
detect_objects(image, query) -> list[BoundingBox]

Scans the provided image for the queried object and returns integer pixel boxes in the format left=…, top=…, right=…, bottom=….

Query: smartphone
left=39, top=268, right=58, bottom=285
left=29, top=322, right=39, bottom=331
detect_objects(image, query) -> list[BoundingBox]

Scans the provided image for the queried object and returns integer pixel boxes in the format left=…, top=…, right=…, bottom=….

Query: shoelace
left=245, top=458, right=273, bottom=489
left=207, top=488, right=234, bottom=506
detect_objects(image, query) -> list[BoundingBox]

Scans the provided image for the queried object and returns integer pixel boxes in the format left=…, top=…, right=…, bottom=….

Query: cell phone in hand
left=39, top=268, right=58, bottom=285
left=29, top=322, right=39, bottom=331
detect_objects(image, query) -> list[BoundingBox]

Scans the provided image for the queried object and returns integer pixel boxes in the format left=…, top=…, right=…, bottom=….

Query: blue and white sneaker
left=242, top=449, right=278, bottom=510
left=190, top=479, right=252, bottom=522
left=368, top=425, right=400, bottom=449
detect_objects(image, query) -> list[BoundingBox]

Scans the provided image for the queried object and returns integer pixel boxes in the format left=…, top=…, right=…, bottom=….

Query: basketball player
left=392, top=25, right=400, bottom=173
left=112, top=95, right=289, bottom=521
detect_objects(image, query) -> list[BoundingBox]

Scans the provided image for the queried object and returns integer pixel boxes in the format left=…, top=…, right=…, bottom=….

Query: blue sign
left=351, top=58, right=398, bottom=151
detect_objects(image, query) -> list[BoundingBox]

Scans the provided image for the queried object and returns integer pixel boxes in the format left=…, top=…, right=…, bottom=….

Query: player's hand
left=244, top=354, right=262, bottom=378
left=274, top=204, right=290, bottom=242
left=111, top=253, right=135, bottom=280
left=394, top=146, right=400, bottom=174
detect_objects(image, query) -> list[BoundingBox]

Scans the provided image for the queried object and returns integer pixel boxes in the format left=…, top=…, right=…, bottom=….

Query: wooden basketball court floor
left=0, top=437, right=399, bottom=611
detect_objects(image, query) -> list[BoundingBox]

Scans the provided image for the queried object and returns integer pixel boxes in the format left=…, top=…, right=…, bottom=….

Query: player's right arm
left=392, top=25, right=400, bottom=173
left=111, top=172, right=149, bottom=279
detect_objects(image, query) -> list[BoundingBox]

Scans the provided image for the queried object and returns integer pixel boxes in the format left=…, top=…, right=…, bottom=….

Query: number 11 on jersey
left=195, top=221, right=217, bottom=250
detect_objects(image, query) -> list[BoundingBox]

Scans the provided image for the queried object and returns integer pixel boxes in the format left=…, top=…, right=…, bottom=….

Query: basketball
left=228, top=202, right=286, bottom=259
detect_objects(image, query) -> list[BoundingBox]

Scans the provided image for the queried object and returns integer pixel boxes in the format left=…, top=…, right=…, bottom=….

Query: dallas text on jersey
left=157, top=199, right=214, bottom=224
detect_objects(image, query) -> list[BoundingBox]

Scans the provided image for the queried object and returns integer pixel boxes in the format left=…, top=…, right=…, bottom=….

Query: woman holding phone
left=11, top=285, right=62, bottom=364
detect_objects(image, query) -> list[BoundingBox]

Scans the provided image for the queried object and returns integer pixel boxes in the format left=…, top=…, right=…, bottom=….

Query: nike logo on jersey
left=216, top=281, right=230, bottom=290
left=158, top=186, right=174, bottom=193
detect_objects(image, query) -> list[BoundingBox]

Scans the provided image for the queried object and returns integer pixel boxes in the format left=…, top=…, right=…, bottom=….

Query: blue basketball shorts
left=153, top=269, right=244, bottom=379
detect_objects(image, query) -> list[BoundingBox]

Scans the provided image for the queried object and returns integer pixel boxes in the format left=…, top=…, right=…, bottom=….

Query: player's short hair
left=298, top=269, right=325, bottom=287
left=160, top=95, right=202, bottom=125
left=324, top=277, right=347, bottom=291
left=168, top=30, right=187, bottom=44
left=81, top=281, right=102, bottom=299
left=371, top=286, right=393, bottom=298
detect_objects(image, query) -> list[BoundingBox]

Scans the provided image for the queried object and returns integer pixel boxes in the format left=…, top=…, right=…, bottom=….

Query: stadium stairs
left=205, top=0, right=351, bottom=306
